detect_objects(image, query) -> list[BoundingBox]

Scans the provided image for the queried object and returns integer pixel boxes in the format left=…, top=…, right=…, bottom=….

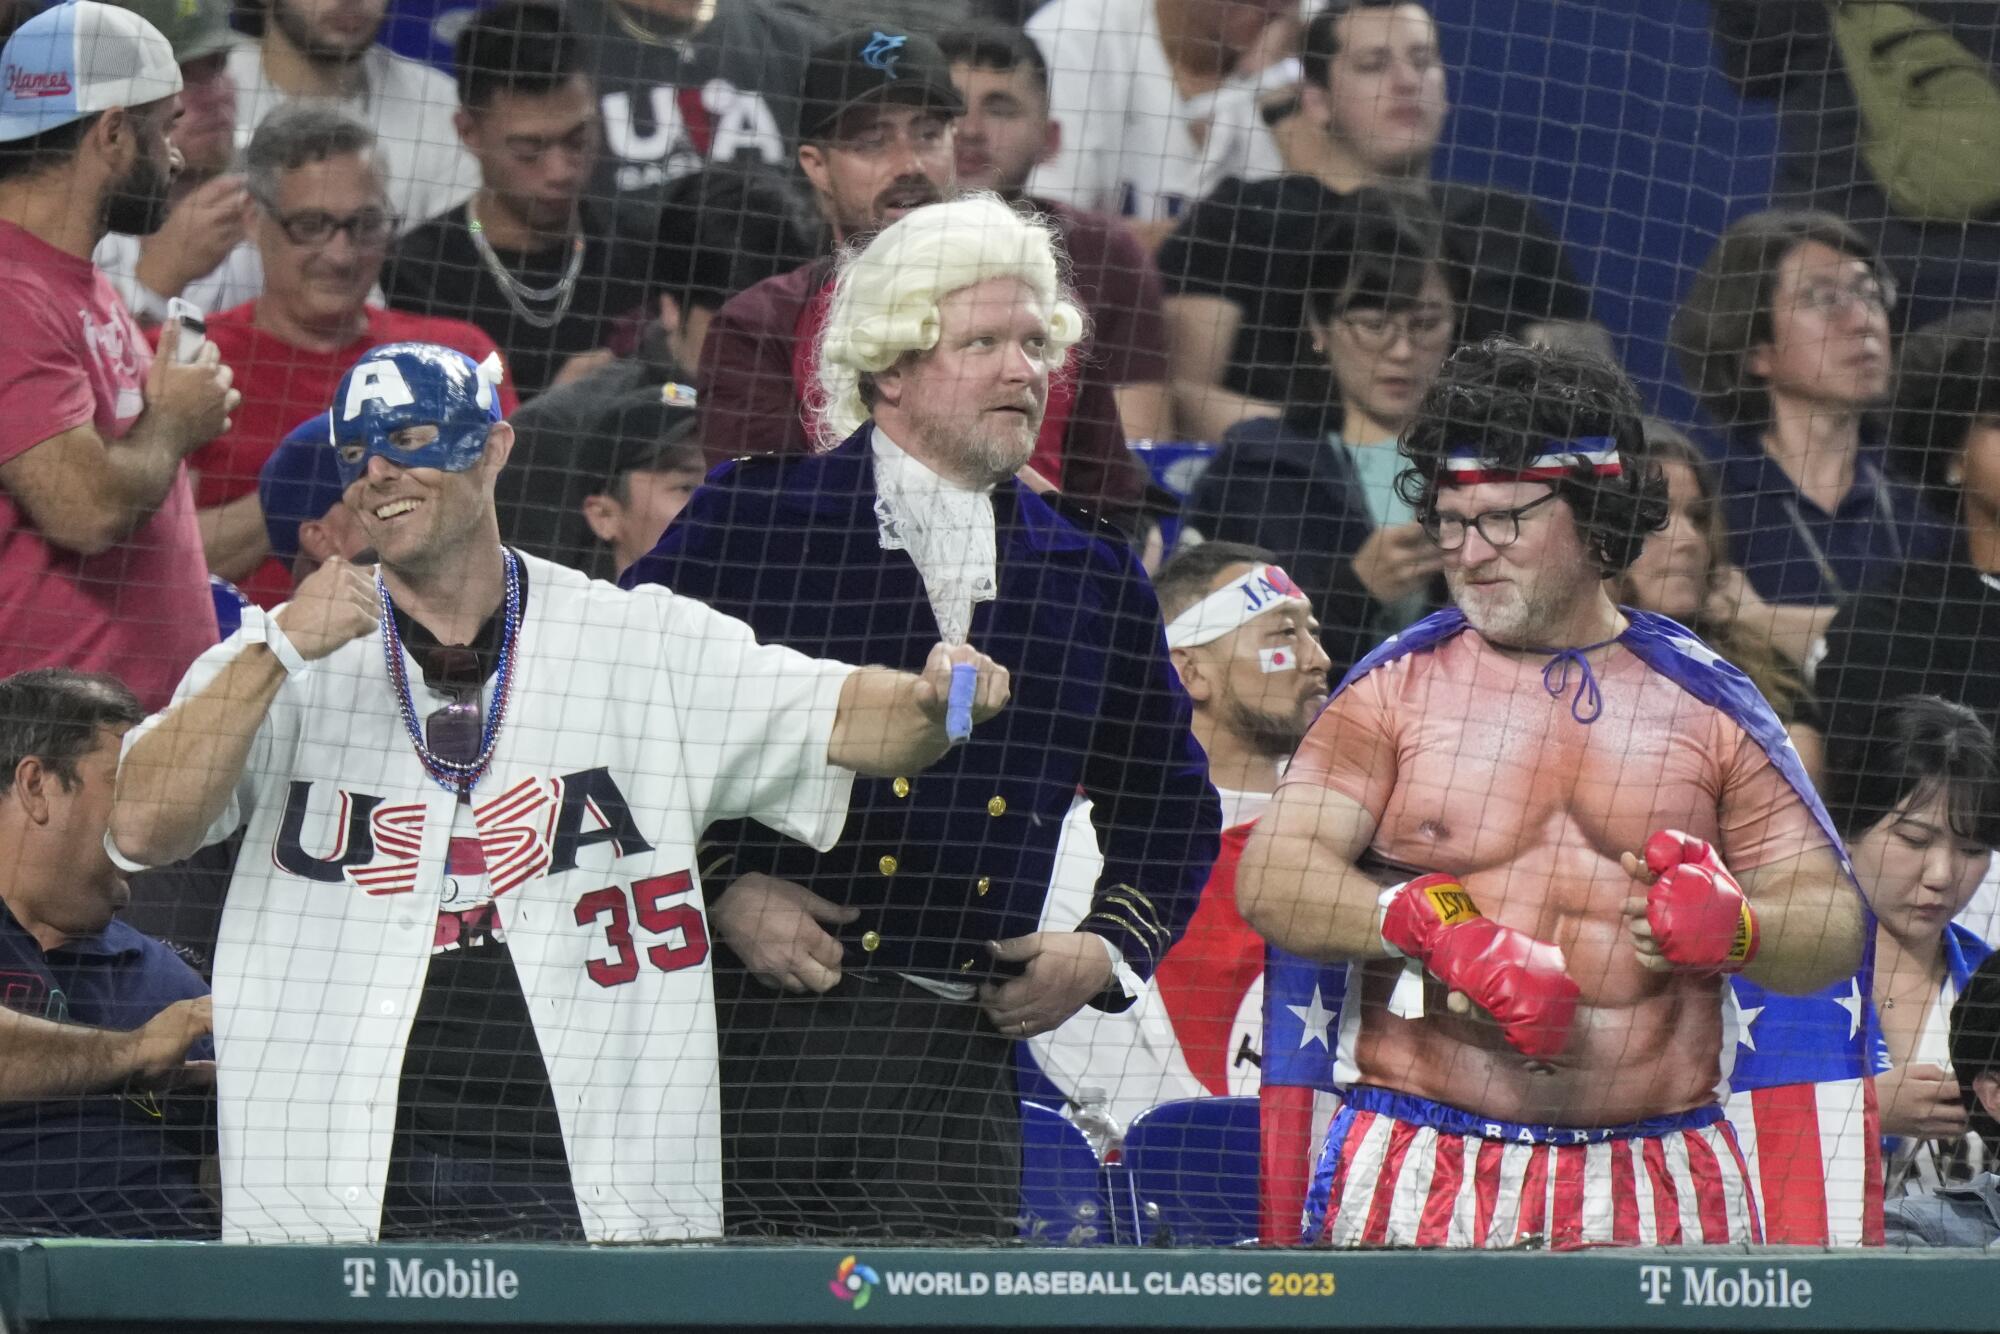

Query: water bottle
left=1069, top=1085, right=1125, bottom=1163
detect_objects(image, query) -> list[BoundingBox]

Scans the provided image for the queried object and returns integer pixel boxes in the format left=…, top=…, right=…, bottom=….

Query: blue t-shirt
left=0, top=904, right=215, bottom=1238
left=1717, top=430, right=1948, bottom=604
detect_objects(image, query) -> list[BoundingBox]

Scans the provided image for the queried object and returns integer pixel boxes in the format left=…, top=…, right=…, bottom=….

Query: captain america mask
left=330, top=342, right=507, bottom=487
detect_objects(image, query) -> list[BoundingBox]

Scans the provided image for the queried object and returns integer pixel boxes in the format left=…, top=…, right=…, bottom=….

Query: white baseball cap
left=0, top=1, right=181, bottom=145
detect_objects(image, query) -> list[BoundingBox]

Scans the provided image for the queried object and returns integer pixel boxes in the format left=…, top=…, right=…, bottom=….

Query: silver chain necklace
left=465, top=197, right=586, bottom=330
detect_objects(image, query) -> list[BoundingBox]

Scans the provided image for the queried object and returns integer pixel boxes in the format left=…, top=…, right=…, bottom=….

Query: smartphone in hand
left=165, top=297, right=207, bottom=364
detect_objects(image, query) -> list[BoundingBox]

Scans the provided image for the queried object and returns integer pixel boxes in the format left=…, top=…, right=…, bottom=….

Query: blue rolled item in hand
left=946, top=661, right=977, bottom=743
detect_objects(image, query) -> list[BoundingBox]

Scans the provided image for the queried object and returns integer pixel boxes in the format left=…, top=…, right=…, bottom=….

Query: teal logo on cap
left=860, top=32, right=905, bottom=77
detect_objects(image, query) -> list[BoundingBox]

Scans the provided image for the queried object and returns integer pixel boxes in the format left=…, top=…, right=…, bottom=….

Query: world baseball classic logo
left=829, top=1255, right=881, bottom=1309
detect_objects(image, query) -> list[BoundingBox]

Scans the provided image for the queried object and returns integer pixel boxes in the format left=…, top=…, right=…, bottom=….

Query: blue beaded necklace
left=378, top=548, right=523, bottom=797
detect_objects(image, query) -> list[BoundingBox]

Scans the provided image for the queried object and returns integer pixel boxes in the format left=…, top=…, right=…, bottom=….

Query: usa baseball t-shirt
left=566, top=0, right=818, bottom=212
left=0, top=220, right=214, bottom=710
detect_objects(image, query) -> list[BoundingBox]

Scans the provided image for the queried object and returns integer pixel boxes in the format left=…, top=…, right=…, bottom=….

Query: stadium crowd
left=0, top=0, right=1998, bottom=1251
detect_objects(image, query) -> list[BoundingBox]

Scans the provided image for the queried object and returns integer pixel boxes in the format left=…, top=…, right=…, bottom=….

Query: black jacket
left=624, top=426, right=1221, bottom=993
left=1815, top=537, right=2000, bottom=752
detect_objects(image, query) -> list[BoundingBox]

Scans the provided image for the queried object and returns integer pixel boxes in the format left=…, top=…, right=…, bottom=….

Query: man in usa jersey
left=107, top=341, right=1008, bottom=1244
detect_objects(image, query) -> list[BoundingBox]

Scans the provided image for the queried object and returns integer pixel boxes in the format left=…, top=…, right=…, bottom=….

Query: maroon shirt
left=1038, top=198, right=1169, bottom=390
left=696, top=204, right=1155, bottom=521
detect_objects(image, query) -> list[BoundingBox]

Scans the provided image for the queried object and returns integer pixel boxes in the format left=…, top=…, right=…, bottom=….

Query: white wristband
left=103, top=828, right=150, bottom=874
left=240, top=605, right=308, bottom=677
left=1376, top=882, right=1410, bottom=958
left=1376, top=882, right=1427, bottom=1021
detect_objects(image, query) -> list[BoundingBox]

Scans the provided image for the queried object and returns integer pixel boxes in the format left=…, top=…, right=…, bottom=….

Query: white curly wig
left=812, top=193, right=1087, bottom=444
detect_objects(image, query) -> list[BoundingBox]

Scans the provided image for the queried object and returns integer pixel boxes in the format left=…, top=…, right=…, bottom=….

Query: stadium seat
left=1129, top=441, right=1218, bottom=550
left=1017, top=1100, right=1111, bottom=1246
left=1116, top=1097, right=1261, bottom=1247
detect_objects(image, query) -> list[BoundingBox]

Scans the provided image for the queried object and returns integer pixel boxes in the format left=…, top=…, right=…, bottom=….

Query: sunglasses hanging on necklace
left=378, top=551, right=524, bottom=797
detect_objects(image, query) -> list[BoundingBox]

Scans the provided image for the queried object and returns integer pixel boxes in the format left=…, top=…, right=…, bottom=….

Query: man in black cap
left=577, top=384, right=706, bottom=579
left=695, top=25, right=1146, bottom=525
left=494, top=377, right=705, bottom=579
left=1886, top=951, right=2000, bottom=1247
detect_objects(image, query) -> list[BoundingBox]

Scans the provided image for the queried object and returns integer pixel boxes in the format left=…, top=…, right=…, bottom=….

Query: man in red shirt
left=695, top=26, right=1146, bottom=526
left=0, top=1, right=239, bottom=711
left=185, top=103, right=514, bottom=607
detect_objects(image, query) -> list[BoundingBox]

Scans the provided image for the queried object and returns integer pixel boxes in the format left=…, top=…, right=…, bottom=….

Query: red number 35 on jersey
left=573, top=870, right=710, bottom=987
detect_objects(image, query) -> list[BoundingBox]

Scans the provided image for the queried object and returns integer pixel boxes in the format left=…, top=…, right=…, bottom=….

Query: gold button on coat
left=986, top=795, right=1007, bottom=817
left=976, top=877, right=992, bottom=896
left=892, top=777, right=910, bottom=798
left=878, top=854, right=899, bottom=876
left=861, top=931, right=882, bottom=953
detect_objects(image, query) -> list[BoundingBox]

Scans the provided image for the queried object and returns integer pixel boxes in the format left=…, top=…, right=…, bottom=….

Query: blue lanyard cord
left=1536, top=636, right=1619, bottom=724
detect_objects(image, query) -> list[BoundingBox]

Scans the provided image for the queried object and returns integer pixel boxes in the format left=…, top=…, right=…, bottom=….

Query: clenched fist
left=274, top=556, right=381, bottom=660
left=913, top=642, right=1010, bottom=729
left=1621, top=830, right=1758, bottom=975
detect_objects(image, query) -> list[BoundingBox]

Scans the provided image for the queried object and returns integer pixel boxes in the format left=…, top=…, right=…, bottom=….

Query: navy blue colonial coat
left=622, top=426, right=1221, bottom=995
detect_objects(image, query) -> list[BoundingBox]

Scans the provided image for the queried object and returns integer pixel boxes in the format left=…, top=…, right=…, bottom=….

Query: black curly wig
left=1397, top=338, right=1669, bottom=576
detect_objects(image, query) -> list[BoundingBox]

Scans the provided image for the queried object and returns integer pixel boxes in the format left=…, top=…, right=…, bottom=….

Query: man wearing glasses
left=183, top=104, right=513, bottom=611
left=109, top=340, right=1011, bottom=1243
left=1238, top=338, right=1867, bottom=1249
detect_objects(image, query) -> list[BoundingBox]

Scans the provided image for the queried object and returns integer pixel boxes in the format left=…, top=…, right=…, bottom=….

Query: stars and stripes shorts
left=1304, top=1085, right=1763, bottom=1249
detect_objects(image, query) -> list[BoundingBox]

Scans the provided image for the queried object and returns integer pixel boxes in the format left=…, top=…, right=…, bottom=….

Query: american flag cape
left=1260, top=607, right=1884, bottom=1245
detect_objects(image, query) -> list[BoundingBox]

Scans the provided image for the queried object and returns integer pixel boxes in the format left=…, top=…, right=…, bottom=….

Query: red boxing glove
left=1641, top=830, right=1760, bottom=973
left=1379, top=873, right=1581, bottom=1061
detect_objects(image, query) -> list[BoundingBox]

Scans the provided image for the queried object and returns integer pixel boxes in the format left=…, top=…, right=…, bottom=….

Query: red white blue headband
left=1441, top=437, right=1623, bottom=486
left=1165, top=564, right=1310, bottom=649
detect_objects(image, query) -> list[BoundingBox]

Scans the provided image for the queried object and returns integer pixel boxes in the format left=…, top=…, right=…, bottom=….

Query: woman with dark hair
left=1182, top=185, right=1456, bottom=677
left=1817, top=306, right=2000, bottom=762
left=1672, top=209, right=1947, bottom=665
left=1617, top=419, right=1824, bottom=783
left=1824, top=696, right=2000, bottom=1197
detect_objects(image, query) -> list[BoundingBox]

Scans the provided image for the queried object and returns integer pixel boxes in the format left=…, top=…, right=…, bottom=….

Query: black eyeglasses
left=416, top=645, right=484, bottom=764
left=1422, top=491, right=1560, bottom=552
left=256, top=197, right=399, bottom=248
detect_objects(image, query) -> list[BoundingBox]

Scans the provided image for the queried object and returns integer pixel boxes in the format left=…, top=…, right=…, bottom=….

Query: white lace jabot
left=870, top=426, right=998, bottom=644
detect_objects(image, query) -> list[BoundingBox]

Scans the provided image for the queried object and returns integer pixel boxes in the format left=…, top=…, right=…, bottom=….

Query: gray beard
left=904, top=409, right=1037, bottom=488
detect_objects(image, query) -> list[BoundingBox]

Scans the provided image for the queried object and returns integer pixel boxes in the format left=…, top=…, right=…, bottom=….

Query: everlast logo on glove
left=1423, top=880, right=1480, bottom=927
left=1729, top=905, right=1757, bottom=967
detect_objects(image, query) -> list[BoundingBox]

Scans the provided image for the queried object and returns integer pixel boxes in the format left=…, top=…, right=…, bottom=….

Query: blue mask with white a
left=329, top=342, right=506, bottom=488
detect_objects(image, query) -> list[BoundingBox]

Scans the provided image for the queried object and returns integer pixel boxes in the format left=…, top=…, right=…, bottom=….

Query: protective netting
left=0, top=0, right=1992, bottom=1256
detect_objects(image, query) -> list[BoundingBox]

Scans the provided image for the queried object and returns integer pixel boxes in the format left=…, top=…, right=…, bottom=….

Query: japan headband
left=1165, top=564, right=1311, bottom=649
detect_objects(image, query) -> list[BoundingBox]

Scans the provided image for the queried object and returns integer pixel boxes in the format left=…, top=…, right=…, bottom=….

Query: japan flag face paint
left=1259, top=646, right=1295, bottom=673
